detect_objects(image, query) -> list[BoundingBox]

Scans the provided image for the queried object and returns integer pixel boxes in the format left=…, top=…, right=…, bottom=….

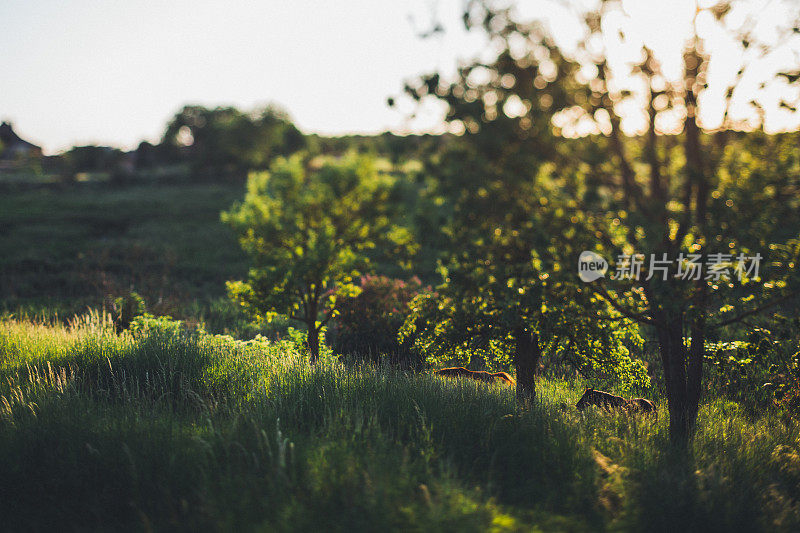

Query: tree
left=397, top=142, right=558, bottom=400
left=163, top=104, right=306, bottom=178
left=402, top=0, right=800, bottom=443
left=222, top=153, right=409, bottom=362
left=62, top=145, right=125, bottom=174
left=397, top=134, right=651, bottom=400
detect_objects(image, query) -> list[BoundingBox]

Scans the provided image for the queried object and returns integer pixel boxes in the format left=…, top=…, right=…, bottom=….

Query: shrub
left=330, top=275, right=429, bottom=368
left=705, top=321, right=800, bottom=414
left=110, top=290, right=146, bottom=332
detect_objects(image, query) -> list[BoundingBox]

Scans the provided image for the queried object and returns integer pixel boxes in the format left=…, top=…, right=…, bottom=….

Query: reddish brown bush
left=330, top=275, right=430, bottom=367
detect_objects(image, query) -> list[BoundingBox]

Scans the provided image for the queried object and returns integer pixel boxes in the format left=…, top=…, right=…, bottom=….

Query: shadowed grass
left=1, top=314, right=798, bottom=531
left=0, top=182, right=248, bottom=319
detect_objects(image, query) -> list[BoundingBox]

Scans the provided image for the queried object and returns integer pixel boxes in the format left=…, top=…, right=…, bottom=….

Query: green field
left=1, top=177, right=798, bottom=531
left=1, top=314, right=798, bottom=531
left=0, top=182, right=248, bottom=320
left=5, top=0, right=800, bottom=529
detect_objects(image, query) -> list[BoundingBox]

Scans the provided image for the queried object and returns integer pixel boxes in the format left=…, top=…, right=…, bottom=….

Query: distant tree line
left=51, top=105, right=451, bottom=183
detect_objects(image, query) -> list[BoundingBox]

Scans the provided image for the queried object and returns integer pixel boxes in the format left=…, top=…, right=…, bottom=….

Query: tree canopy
left=163, top=105, right=306, bottom=178
left=398, top=0, right=800, bottom=442
left=222, top=153, right=412, bottom=361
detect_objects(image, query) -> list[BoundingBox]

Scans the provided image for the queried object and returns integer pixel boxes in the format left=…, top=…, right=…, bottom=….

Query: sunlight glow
left=1, top=0, right=797, bottom=152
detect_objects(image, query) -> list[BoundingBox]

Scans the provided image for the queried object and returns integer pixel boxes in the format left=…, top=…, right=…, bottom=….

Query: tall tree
left=403, top=0, right=800, bottom=442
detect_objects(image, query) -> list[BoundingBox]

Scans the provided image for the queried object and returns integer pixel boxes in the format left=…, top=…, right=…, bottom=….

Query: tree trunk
left=656, top=311, right=704, bottom=447
left=687, top=317, right=705, bottom=432
left=305, top=296, right=320, bottom=364
left=656, top=314, right=688, bottom=445
left=514, top=328, right=541, bottom=403
left=307, top=323, right=320, bottom=364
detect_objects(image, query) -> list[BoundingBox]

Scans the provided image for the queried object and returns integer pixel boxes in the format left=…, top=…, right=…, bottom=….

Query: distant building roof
left=0, top=122, right=42, bottom=159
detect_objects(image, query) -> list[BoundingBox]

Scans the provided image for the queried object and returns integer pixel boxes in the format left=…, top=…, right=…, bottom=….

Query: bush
left=187, top=297, right=295, bottom=340
left=110, top=290, right=146, bottom=332
left=330, top=275, right=429, bottom=368
left=705, top=320, right=800, bottom=415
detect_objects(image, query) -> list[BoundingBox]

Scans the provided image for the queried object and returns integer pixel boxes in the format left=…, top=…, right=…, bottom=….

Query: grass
left=0, top=181, right=248, bottom=319
left=1, top=314, right=799, bottom=531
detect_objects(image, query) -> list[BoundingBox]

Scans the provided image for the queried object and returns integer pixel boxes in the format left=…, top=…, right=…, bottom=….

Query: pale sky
left=2, top=0, right=798, bottom=154
left=0, top=0, right=484, bottom=154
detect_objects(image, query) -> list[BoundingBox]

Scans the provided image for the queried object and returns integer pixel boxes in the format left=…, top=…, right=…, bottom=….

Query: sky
left=0, top=0, right=484, bottom=154
left=2, top=0, right=798, bottom=154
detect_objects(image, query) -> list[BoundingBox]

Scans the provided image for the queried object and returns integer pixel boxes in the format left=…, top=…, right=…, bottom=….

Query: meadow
left=0, top=181, right=248, bottom=323
left=4, top=0, right=800, bottom=529
left=1, top=313, right=799, bottom=532
left=2, top=154, right=799, bottom=532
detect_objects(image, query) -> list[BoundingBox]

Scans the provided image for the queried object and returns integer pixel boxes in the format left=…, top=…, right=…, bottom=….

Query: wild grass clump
left=1, top=313, right=798, bottom=531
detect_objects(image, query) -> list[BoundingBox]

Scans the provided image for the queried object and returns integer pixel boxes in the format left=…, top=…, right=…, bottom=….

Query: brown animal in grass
left=628, top=397, right=657, bottom=414
left=491, top=372, right=516, bottom=386
left=576, top=388, right=657, bottom=416
left=434, top=367, right=516, bottom=386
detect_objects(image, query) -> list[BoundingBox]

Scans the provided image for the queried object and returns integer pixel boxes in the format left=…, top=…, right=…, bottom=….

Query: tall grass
left=0, top=314, right=798, bottom=531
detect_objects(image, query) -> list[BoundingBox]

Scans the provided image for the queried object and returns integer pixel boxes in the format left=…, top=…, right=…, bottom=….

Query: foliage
left=402, top=288, right=651, bottom=395
left=775, top=356, right=800, bottom=418
left=330, top=275, right=429, bottom=367
left=308, top=131, right=453, bottom=164
left=402, top=0, right=800, bottom=440
left=392, top=129, right=577, bottom=396
left=128, top=312, right=185, bottom=339
left=188, top=296, right=295, bottom=340
left=401, top=290, right=518, bottom=372
left=705, top=314, right=800, bottom=416
left=62, top=145, right=125, bottom=176
left=540, top=296, right=651, bottom=396
left=222, top=153, right=412, bottom=360
left=110, top=290, right=146, bottom=332
left=162, top=104, right=306, bottom=178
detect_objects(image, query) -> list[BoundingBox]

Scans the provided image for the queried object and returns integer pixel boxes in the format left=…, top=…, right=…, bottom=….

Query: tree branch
left=710, top=290, right=799, bottom=329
